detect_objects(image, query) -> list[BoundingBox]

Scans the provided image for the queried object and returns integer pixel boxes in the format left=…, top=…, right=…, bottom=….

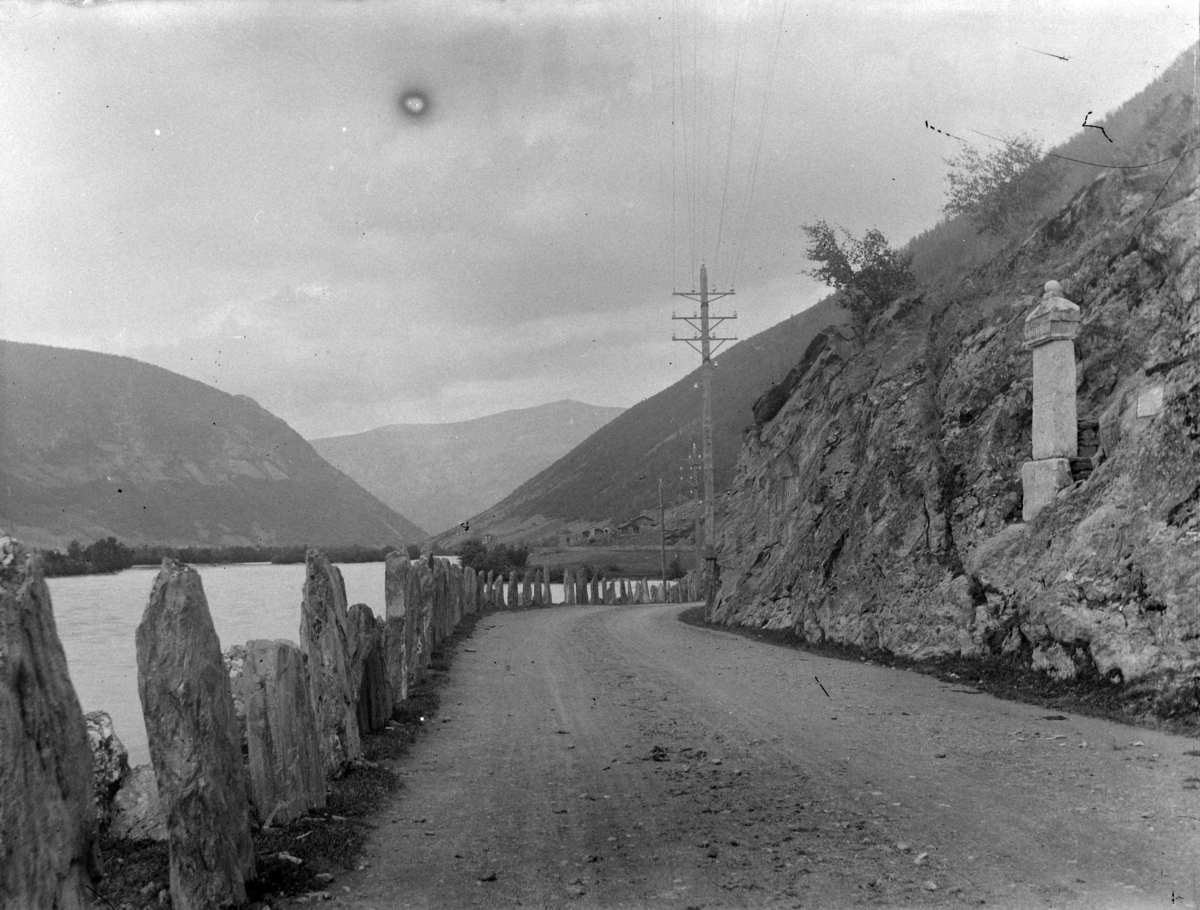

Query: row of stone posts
left=2, top=541, right=579, bottom=910
left=559, top=568, right=670, bottom=605
left=2, top=539, right=702, bottom=909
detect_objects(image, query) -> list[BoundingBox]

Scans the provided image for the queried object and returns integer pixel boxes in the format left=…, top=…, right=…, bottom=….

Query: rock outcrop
left=242, top=638, right=327, bottom=826
left=384, top=553, right=411, bottom=709
left=85, top=710, right=130, bottom=835
left=222, top=643, right=249, bottom=755
left=1, top=538, right=100, bottom=908
left=300, top=550, right=362, bottom=777
left=136, top=559, right=255, bottom=909
left=110, top=764, right=167, bottom=842
left=714, top=120, right=1200, bottom=709
left=347, top=603, right=390, bottom=734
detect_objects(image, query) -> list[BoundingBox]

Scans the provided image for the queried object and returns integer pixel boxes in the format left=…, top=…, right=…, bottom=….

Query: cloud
left=1, top=0, right=1194, bottom=438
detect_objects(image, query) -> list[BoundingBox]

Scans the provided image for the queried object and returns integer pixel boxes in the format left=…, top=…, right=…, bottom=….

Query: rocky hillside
left=438, top=299, right=844, bottom=548
left=0, top=342, right=426, bottom=549
left=713, top=66, right=1199, bottom=710
left=310, top=400, right=624, bottom=536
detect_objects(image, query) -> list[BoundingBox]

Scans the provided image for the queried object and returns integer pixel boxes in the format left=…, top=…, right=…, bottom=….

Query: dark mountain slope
left=310, top=400, right=625, bottom=536
left=439, top=298, right=844, bottom=546
left=0, top=341, right=426, bottom=549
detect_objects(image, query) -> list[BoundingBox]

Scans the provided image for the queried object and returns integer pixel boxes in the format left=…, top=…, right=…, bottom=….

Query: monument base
left=1021, top=458, right=1072, bottom=522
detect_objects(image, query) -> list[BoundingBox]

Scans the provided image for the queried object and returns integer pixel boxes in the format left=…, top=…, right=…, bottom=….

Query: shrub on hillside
left=943, top=133, right=1061, bottom=236
left=802, top=222, right=916, bottom=328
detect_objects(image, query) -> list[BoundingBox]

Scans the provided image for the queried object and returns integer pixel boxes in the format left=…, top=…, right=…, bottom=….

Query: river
left=49, top=561, right=393, bottom=766
left=46, top=559, right=568, bottom=766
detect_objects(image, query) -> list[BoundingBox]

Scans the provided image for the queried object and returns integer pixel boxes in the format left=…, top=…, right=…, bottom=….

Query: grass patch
left=679, top=606, right=1200, bottom=738
left=93, top=610, right=483, bottom=908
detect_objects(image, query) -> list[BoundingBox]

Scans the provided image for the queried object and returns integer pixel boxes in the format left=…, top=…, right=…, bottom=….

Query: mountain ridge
left=310, top=399, right=625, bottom=536
left=436, top=297, right=846, bottom=547
left=0, top=340, right=426, bottom=549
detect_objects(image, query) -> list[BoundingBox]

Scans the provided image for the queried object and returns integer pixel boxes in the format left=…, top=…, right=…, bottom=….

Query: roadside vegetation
left=455, top=537, right=530, bottom=577
left=801, top=221, right=917, bottom=329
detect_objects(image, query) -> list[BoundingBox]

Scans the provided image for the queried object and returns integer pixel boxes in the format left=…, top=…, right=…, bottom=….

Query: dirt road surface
left=326, top=603, right=1200, bottom=909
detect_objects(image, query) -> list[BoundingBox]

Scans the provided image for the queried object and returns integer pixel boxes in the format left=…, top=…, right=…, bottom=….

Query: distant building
left=616, top=514, right=658, bottom=536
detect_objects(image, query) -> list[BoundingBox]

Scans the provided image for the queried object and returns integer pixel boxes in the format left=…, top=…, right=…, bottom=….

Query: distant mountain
left=309, top=400, right=625, bottom=536
left=0, top=341, right=426, bottom=550
left=436, top=299, right=845, bottom=547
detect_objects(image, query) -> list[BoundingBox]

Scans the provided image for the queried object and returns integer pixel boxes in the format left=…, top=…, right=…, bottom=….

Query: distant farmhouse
left=616, top=514, right=658, bottom=536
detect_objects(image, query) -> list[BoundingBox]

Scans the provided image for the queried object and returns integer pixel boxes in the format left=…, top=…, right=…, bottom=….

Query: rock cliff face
left=714, top=99, right=1199, bottom=710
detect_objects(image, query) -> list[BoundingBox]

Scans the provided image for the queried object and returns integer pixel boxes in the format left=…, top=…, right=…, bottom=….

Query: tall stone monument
left=1021, top=280, right=1080, bottom=521
left=1, top=538, right=99, bottom=909
left=137, top=560, right=255, bottom=909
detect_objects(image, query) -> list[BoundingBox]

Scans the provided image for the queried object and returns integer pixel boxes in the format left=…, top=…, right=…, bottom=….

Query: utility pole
left=686, top=443, right=702, bottom=575
left=673, top=264, right=736, bottom=618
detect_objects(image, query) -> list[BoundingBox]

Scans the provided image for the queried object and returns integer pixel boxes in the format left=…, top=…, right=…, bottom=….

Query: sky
left=1, top=0, right=1195, bottom=439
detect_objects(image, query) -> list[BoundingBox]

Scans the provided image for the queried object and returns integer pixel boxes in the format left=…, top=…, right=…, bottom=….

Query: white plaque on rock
left=1136, top=385, right=1163, bottom=417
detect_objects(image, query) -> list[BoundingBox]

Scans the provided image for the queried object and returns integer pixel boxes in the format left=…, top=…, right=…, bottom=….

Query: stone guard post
left=1021, top=280, right=1080, bottom=521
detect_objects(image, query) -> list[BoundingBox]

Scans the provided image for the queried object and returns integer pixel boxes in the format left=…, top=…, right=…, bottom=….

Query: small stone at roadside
left=923, top=880, right=938, bottom=891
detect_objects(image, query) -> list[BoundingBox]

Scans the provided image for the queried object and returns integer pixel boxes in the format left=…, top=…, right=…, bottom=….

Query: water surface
left=50, top=561, right=389, bottom=765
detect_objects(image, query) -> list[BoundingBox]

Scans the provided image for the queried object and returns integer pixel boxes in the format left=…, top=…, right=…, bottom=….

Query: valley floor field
left=307, top=603, right=1200, bottom=909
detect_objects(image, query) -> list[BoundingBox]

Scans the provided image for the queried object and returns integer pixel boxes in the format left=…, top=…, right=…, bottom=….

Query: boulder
left=85, top=710, right=130, bottom=835
left=464, top=566, right=477, bottom=616
left=109, top=763, right=167, bottom=842
left=136, top=559, right=255, bottom=909
left=431, top=559, right=448, bottom=644
left=414, top=560, right=435, bottom=680
left=384, top=553, right=410, bottom=709
left=299, top=550, right=361, bottom=777
left=1, top=539, right=100, bottom=908
left=347, top=604, right=390, bottom=733
left=222, top=643, right=249, bottom=755
left=242, top=639, right=327, bottom=826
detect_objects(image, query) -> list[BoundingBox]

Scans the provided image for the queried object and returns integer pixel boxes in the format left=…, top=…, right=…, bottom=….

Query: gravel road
left=327, top=602, right=1200, bottom=909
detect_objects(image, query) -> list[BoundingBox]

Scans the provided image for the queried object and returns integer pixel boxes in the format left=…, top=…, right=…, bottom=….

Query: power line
left=1129, top=151, right=1192, bottom=238
left=964, top=128, right=1198, bottom=169
left=713, top=0, right=752, bottom=280
left=730, top=0, right=788, bottom=289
